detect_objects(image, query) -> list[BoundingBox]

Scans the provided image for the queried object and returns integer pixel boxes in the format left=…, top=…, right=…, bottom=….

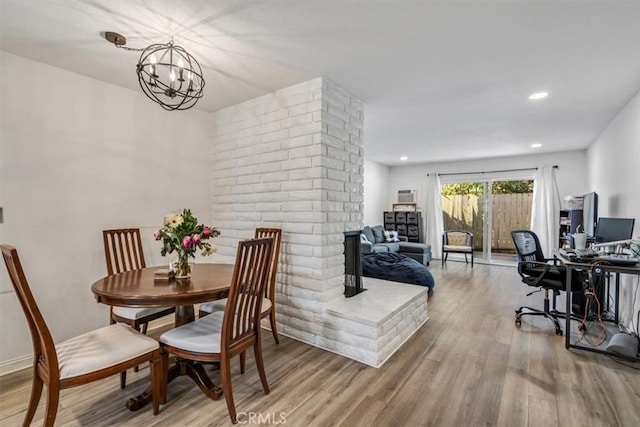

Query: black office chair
left=510, top=230, right=583, bottom=336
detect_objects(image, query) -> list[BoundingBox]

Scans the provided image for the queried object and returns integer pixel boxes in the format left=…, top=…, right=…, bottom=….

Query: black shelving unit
left=384, top=211, right=423, bottom=243
left=559, top=209, right=583, bottom=248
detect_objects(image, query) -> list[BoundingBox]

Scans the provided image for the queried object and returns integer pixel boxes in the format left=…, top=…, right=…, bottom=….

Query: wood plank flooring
left=1, top=261, right=639, bottom=426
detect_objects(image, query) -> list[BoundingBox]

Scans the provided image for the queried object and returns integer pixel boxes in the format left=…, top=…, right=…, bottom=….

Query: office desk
left=556, top=253, right=640, bottom=361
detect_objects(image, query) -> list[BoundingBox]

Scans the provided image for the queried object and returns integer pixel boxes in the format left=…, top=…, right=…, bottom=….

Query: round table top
left=91, top=264, right=234, bottom=308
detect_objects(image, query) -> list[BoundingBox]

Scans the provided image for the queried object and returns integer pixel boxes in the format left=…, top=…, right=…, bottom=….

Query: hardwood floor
left=1, top=262, right=639, bottom=426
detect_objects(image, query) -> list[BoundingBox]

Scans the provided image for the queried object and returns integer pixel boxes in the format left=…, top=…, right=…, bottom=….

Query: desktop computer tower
left=571, top=267, right=607, bottom=318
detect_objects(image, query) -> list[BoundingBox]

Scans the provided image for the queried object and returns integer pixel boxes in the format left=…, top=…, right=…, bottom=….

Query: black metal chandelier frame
left=105, top=32, right=205, bottom=111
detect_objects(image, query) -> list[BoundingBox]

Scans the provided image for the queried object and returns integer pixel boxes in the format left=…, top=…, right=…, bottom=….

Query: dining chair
left=160, top=237, right=274, bottom=424
left=103, top=228, right=174, bottom=387
left=1, top=244, right=162, bottom=426
left=199, top=228, right=282, bottom=344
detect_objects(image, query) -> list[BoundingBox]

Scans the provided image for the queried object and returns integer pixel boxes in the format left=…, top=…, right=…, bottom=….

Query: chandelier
left=105, top=32, right=205, bottom=111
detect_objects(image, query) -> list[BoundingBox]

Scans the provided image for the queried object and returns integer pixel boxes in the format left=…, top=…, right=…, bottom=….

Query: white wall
left=363, top=159, right=390, bottom=226
left=0, top=52, right=211, bottom=368
left=387, top=150, right=589, bottom=222
left=587, top=90, right=640, bottom=332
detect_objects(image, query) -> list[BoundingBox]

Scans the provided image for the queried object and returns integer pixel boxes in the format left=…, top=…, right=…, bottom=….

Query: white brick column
left=210, top=77, right=364, bottom=344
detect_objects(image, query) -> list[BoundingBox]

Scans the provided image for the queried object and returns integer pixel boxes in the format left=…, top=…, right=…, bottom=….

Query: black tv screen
left=582, top=192, right=598, bottom=237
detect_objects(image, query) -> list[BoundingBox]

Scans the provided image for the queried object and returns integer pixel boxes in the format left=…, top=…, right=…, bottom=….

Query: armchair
left=442, top=231, right=474, bottom=267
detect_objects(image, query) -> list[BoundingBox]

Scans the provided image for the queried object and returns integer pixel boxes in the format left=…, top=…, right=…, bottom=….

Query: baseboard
left=0, top=354, right=33, bottom=377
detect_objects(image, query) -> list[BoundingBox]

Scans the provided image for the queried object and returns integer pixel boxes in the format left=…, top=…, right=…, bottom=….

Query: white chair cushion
left=159, top=312, right=224, bottom=354
left=443, top=245, right=473, bottom=253
left=112, top=306, right=171, bottom=320
left=199, top=299, right=227, bottom=313
left=199, top=297, right=272, bottom=315
left=56, top=323, right=158, bottom=379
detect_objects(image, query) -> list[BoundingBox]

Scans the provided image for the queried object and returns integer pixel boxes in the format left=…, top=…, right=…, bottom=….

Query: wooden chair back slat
left=1, top=245, right=58, bottom=380
left=223, top=238, right=273, bottom=349
left=103, top=229, right=146, bottom=275
left=254, top=228, right=282, bottom=301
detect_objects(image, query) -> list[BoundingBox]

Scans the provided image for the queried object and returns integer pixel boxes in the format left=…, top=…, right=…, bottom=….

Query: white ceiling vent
left=398, top=190, right=416, bottom=203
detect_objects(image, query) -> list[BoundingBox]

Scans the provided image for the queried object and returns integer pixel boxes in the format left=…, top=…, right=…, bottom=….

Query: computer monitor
left=594, top=217, right=635, bottom=244
left=582, top=192, right=598, bottom=237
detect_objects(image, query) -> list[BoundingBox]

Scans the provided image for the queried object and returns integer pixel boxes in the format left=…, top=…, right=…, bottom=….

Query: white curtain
left=425, top=173, right=445, bottom=259
left=531, top=165, right=561, bottom=256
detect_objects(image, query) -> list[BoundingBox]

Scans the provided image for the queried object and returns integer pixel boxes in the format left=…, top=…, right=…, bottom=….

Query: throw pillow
left=362, top=226, right=375, bottom=244
left=361, top=233, right=369, bottom=243
left=385, top=230, right=400, bottom=243
left=372, top=225, right=385, bottom=243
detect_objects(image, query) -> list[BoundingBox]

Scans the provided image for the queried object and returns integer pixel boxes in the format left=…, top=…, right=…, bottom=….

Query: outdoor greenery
left=441, top=180, right=533, bottom=196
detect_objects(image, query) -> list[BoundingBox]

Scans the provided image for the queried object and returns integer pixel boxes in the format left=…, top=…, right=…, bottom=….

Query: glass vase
left=174, top=252, right=192, bottom=279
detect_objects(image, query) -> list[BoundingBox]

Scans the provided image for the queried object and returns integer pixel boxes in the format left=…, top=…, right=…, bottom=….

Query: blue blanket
left=361, top=252, right=435, bottom=290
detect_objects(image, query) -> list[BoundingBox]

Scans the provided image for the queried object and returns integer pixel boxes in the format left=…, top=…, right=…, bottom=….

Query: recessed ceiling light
left=531, top=143, right=542, bottom=148
left=528, top=92, right=549, bottom=100
left=400, top=156, right=408, bottom=161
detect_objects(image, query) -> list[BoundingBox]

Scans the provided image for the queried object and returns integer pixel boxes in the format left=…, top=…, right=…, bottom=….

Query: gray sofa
left=361, top=225, right=432, bottom=265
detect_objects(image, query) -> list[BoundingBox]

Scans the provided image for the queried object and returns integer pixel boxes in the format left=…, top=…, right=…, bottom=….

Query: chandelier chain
left=115, top=44, right=145, bottom=52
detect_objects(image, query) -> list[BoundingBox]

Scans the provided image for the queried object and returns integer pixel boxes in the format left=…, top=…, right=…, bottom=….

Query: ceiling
left=2, top=1, right=639, bottom=166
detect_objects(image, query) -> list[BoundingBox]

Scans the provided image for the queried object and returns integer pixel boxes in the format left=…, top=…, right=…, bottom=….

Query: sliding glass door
left=441, top=179, right=533, bottom=264
left=441, top=181, right=488, bottom=261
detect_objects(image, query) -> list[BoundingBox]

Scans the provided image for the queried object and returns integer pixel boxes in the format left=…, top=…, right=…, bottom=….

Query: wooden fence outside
left=442, top=193, right=533, bottom=252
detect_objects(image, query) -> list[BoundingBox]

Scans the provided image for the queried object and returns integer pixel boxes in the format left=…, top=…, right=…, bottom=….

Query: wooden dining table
left=91, top=263, right=235, bottom=410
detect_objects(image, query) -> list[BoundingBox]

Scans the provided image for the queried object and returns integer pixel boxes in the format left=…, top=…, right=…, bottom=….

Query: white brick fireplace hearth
left=210, top=77, right=428, bottom=367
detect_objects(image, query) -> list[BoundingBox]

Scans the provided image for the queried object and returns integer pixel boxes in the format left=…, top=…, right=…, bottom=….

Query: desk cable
left=575, top=260, right=610, bottom=347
